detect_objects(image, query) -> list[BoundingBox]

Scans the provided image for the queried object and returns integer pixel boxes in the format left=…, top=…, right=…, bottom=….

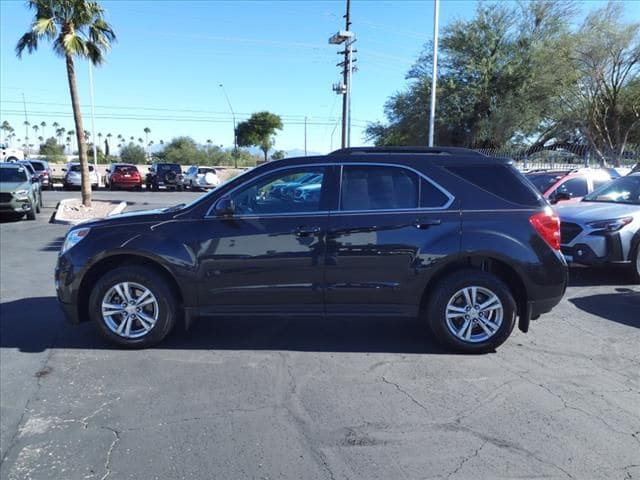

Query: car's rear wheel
left=89, top=266, right=177, bottom=348
left=426, top=269, right=516, bottom=353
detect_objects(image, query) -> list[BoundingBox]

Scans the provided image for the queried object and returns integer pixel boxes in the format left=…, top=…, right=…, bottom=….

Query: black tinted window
left=0, top=168, right=28, bottom=182
left=340, top=166, right=419, bottom=211
left=30, top=162, right=45, bottom=171
left=554, top=177, right=588, bottom=198
left=421, top=178, right=450, bottom=207
left=446, top=164, right=541, bottom=206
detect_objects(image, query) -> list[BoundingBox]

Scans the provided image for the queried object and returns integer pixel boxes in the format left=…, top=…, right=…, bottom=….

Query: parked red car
left=106, top=163, right=142, bottom=190
left=525, top=168, right=615, bottom=204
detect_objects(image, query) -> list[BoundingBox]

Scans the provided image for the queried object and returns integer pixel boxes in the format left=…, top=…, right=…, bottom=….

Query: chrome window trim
left=204, top=161, right=455, bottom=219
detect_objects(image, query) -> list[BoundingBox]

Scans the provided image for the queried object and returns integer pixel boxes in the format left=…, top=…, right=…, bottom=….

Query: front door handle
left=413, top=219, right=442, bottom=229
left=294, top=226, right=321, bottom=237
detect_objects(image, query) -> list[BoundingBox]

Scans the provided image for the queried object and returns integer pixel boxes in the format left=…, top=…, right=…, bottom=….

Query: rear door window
left=340, top=165, right=419, bottom=211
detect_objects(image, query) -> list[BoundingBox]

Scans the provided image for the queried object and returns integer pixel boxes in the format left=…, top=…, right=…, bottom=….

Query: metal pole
left=304, top=116, right=308, bottom=156
left=219, top=83, right=238, bottom=168
left=88, top=62, right=99, bottom=178
left=347, top=39, right=353, bottom=147
left=22, top=93, right=29, bottom=154
left=341, top=0, right=351, bottom=149
left=428, top=0, right=440, bottom=147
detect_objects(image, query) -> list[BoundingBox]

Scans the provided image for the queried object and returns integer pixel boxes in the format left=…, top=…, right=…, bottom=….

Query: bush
left=119, top=143, right=146, bottom=164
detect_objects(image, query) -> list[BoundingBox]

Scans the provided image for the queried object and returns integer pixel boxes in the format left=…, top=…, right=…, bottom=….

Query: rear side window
left=421, top=179, right=450, bottom=207
left=446, top=164, right=541, bottom=206
left=554, top=177, right=587, bottom=198
left=31, top=162, right=45, bottom=171
left=340, top=166, right=419, bottom=210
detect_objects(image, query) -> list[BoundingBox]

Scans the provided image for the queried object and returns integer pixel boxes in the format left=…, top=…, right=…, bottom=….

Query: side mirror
left=62, top=168, right=67, bottom=172
left=214, top=197, right=235, bottom=217
left=105, top=168, right=110, bottom=173
left=553, top=192, right=572, bottom=203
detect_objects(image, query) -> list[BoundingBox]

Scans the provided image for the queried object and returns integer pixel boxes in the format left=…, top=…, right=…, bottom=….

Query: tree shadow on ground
left=570, top=289, right=640, bottom=329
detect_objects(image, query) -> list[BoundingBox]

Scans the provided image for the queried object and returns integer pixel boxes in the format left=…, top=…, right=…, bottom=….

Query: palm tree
left=16, top=0, right=116, bottom=207
left=32, top=124, right=39, bottom=137
left=23, top=120, right=30, bottom=141
left=40, top=121, right=47, bottom=139
left=1, top=121, right=11, bottom=144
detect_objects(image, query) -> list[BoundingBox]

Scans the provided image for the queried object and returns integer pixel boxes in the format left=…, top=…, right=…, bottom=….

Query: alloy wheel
left=101, top=281, right=159, bottom=339
left=445, top=286, right=504, bottom=343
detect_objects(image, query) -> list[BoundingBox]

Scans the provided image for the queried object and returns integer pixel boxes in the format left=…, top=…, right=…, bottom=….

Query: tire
left=631, top=243, right=640, bottom=284
left=109, top=183, right=116, bottom=191
left=425, top=269, right=516, bottom=354
left=35, top=195, right=41, bottom=213
left=26, top=202, right=36, bottom=220
left=89, top=266, right=178, bottom=348
left=135, top=184, right=142, bottom=191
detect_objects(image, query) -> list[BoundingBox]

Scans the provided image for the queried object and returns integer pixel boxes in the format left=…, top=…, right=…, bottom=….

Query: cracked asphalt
left=1, top=190, right=639, bottom=480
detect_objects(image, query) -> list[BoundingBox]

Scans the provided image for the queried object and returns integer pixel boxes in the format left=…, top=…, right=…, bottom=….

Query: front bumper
left=0, top=198, right=33, bottom=213
left=562, top=232, right=628, bottom=266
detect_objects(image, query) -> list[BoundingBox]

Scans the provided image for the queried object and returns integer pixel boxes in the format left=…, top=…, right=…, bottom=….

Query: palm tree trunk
left=65, top=54, right=91, bottom=207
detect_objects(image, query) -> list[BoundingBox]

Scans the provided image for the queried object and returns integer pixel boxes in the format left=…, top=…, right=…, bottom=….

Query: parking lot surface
left=1, top=190, right=639, bottom=480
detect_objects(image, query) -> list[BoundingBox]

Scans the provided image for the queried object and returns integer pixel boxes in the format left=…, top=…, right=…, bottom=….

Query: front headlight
left=13, top=189, right=29, bottom=199
left=61, top=228, right=91, bottom=254
left=586, top=217, right=633, bottom=232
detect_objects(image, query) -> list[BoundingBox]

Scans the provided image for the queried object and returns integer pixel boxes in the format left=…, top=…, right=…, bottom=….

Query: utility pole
left=22, top=93, right=29, bottom=152
left=329, top=0, right=356, bottom=148
left=219, top=83, right=238, bottom=169
left=428, top=0, right=440, bottom=147
left=304, top=116, right=308, bottom=156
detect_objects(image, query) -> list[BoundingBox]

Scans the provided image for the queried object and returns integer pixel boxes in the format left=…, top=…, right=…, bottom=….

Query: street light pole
left=88, top=62, right=99, bottom=180
left=428, top=0, right=440, bottom=147
left=219, top=83, right=238, bottom=168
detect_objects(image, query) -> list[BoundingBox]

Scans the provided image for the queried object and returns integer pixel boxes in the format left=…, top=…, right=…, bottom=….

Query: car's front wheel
left=426, top=269, right=516, bottom=353
left=89, top=266, right=178, bottom=348
left=631, top=243, right=640, bottom=284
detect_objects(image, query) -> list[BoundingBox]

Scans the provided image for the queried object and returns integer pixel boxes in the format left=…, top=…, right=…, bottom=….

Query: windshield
left=526, top=173, right=566, bottom=193
left=0, top=168, right=28, bottom=183
left=198, top=168, right=216, bottom=174
left=29, top=162, right=45, bottom=171
left=114, top=165, right=138, bottom=174
left=158, top=164, right=182, bottom=173
left=583, top=175, right=640, bottom=205
left=69, top=164, right=95, bottom=172
left=19, top=162, right=36, bottom=174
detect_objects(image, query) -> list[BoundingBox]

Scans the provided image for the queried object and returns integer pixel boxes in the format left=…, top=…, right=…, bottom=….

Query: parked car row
left=524, top=168, right=640, bottom=281
left=0, top=162, right=43, bottom=220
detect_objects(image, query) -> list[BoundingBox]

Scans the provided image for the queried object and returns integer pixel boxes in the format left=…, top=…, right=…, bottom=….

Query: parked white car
left=184, top=165, right=220, bottom=190
left=0, top=143, right=25, bottom=162
left=63, top=162, right=99, bottom=190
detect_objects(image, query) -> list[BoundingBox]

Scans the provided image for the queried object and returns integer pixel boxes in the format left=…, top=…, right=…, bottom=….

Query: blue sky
left=0, top=0, right=637, bottom=155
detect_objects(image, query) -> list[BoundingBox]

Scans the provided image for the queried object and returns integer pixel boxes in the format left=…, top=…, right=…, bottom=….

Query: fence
left=473, top=145, right=639, bottom=172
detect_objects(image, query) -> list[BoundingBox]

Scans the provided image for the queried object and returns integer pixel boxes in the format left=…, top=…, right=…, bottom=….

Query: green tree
left=366, top=1, right=577, bottom=148
left=39, top=136, right=65, bottom=162
left=271, top=150, right=286, bottom=160
left=119, top=142, right=146, bottom=164
left=155, top=136, right=207, bottom=165
left=16, top=0, right=116, bottom=207
left=236, top=111, right=283, bottom=162
left=560, top=2, right=640, bottom=166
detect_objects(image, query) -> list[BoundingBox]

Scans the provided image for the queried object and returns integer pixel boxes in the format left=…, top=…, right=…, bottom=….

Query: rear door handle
left=294, top=226, right=321, bottom=237
left=413, top=219, right=442, bottom=229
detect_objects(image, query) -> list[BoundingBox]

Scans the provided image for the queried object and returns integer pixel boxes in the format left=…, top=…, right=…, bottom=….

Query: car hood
left=78, top=207, right=172, bottom=228
left=0, top=181, right=30, bottom=193
left=555, top=202, right=640, bottom=222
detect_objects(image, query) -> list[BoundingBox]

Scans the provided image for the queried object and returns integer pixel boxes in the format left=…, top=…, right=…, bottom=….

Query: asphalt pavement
left=0, top=189, right=639, bottom=480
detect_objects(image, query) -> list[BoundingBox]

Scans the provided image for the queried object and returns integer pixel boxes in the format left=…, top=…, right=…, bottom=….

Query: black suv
left=146, top=162, right=184, bottom=191
left=56, top=147, right=567, bottom=352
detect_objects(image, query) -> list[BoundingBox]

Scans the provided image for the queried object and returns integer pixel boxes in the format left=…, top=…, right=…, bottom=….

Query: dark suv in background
left=146, top=162, right=184, bottom=191
left=56, top=147, right=567, bottom=353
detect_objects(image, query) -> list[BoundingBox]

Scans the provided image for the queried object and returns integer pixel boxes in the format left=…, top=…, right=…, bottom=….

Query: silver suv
left=556, top=173, right=640, bottom=282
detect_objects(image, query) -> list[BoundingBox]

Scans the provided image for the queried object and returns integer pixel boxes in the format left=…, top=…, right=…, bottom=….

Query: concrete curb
left=50, top=199, right=127, bottom=225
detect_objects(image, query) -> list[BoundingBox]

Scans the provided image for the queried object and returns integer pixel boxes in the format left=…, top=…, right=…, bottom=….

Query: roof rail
left=328, top=146, right=486, bottom=157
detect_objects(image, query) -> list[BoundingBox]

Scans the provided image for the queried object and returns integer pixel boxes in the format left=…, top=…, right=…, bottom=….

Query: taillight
left=43, top=172, right=49, bottom=177
left=530, top=209, right=561, bottom=250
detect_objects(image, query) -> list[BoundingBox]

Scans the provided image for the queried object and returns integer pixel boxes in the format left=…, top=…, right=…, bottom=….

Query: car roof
left=0, top=162, right=24, bottom=169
